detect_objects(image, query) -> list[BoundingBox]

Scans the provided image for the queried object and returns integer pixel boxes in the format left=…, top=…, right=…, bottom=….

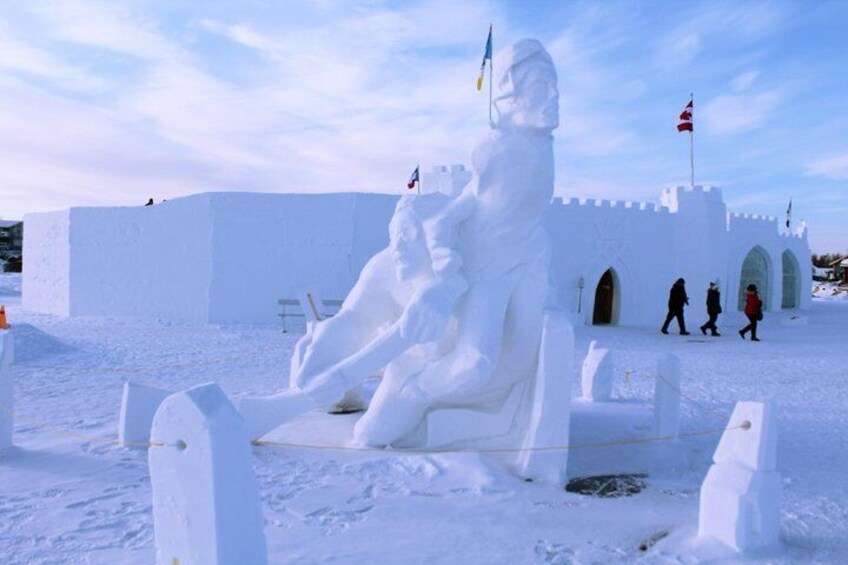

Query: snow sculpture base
left=149, top=383, right=267, bottom=565
left=516, top=310, right=573, bottom=484
left=118, top=381, right=173, bottom=448
left=653, top=354, right=681, bottom=437
left=0, top=330, right=13, bottom=451
left=698, top=401, right=780, bottom=553
left=581, top=341, right=612, bottom=401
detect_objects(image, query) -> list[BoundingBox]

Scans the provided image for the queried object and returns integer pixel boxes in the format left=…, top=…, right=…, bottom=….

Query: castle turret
left=661, top=185, right=729, bottom=307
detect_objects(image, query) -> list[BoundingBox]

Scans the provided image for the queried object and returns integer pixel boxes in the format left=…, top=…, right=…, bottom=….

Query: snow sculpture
left=698, top=400, right=781, bottom=553
left=150, top=383, right=267, bottom=565
left=118, top=381, right=173, bottom=448
left=581, top=340, right=613, bottom=401
left=516, top=310, right=573, bottom=483
left=240, top=38, right=560, bottom=451
left=653, top=353, right=681, bottom=436
left=0, top=330, right=13, bottom=451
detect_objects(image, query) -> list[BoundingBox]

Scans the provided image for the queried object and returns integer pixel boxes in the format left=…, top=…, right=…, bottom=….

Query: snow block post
left=118, top=381, right=173, bottom=448
left=0, top=330, right=13, bottom=451
left=517, top=310, right=574, bottom=484
left=698, top=401, right=781, bottom=553
left=653, top=354, right=681, bottom=437
left=149, top=383, right=268, bottom=565
left=581, top=340, right=613, bottom=401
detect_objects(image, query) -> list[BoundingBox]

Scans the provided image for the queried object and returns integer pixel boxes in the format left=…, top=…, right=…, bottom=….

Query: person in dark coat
left=700, top=282, right=722, bottom=336
left=661, top=278, right=690, bottom=335
left=739, top=284, right=763, bottom=341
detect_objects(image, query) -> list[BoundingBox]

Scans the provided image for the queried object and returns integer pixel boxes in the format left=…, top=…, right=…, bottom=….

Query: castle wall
left=22, top=182, right=812, bottom=325
left=547, top=198, right=675, bottom=327
left=22, top=210, right=71, bottom=316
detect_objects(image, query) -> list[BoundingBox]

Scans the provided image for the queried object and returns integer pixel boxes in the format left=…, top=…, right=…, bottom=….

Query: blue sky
left=0, top=0, right=846, bottom=252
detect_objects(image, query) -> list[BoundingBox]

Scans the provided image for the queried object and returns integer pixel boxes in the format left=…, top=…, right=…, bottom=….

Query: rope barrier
left=1, top=355, right=742, bottom=454
left=0, top=388, right=750, bottom=455
left=625, top=367, right=731, bottom=420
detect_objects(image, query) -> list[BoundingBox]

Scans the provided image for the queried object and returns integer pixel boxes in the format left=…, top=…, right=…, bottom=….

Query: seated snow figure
left=238, top=193, right=468, bottom=442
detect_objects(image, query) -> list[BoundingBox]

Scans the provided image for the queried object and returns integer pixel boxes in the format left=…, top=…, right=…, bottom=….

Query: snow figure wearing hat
left=357, top=38, right=561, bottom=446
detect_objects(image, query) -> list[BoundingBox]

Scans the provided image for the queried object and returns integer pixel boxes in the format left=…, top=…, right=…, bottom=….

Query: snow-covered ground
left=1, top=273, right=847, bottom=564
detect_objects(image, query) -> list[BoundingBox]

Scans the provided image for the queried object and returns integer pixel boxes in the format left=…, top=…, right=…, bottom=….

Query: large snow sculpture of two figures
left=240, top=39, right=571, bottom=459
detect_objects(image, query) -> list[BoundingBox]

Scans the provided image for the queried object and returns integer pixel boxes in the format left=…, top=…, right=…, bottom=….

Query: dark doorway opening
left=593, top=269, right=615, bottom=325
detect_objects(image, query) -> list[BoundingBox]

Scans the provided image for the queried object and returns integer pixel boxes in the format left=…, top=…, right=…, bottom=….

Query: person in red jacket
left=739, top=284, right=762, bottom=341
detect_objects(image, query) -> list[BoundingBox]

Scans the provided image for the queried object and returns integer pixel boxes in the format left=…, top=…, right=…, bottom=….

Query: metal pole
left=488, top=24, right=493, bottom=125
left=689, top=92, right=695, bottom=188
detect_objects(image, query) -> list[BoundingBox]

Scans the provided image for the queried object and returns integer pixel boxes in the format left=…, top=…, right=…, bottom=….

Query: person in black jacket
left=699, top=282, right=722, bottom=336
left=661, top=278, right=690, bottom=335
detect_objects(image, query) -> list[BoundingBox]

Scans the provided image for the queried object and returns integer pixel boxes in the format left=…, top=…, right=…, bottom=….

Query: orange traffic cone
left=0, top=305, right=9, bottom=330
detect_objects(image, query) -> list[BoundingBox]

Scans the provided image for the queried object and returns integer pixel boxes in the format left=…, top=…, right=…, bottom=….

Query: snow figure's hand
left=398, top=284, right=452, bottom=344
left=300, top=367, right=349, bottom=407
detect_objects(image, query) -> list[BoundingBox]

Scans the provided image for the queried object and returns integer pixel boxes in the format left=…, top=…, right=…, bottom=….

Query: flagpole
left=488, top=24, right=493, bottom=125
left=689, top=92, right=695, bottom=189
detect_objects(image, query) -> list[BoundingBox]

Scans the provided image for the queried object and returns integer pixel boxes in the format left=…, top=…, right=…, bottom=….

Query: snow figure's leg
left=238, top=390, right=316, bottom=441
left=355, top=273, right=521, bottom=447
left=497, top=260, right=548, bottom=381
left=415, top=273, right=517, bottom=403
left=353, top=369, right=428, bottom=447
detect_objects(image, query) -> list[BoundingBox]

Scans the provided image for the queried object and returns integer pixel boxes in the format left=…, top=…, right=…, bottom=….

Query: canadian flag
left=677, top=100, right=693, bottom=132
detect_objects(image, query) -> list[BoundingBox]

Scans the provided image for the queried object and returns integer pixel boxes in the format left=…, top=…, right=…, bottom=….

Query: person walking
left=700, top=282, right=722, bottom=336
left=661, top=278, right=690, bottom=335
left=739, top=284, right=762, bottom=341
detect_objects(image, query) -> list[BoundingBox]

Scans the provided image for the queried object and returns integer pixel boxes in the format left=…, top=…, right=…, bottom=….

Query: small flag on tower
left=785, top=199, right=792, bottom=228
left=407, top=165, right=420, bottom=190
left=677, top=100, right=693, bottom=132
left=477, top=25, right=493, bottom=91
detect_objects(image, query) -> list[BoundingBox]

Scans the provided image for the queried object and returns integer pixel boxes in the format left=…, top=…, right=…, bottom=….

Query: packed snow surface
left=1, top=275, right=847, bottom=564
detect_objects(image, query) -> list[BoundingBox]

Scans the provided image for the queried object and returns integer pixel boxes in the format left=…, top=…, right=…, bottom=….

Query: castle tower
left=661, top=186, right=729, bottom=308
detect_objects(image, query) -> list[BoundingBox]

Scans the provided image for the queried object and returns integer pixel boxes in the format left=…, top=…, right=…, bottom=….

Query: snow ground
left=1, top=273, right=847, bottom=564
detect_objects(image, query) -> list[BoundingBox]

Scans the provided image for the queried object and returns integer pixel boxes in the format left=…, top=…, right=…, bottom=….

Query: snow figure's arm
left=398, top=193, right=476, bottom=343
left=295, top=249, right=400, bottom=390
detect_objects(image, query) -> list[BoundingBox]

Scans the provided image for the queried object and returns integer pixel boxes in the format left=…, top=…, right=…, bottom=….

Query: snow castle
left=22, top=168, right=811, bottom=326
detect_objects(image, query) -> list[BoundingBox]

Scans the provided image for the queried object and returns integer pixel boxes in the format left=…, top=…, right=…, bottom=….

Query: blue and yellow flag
left=477, top=25, right=492, bottom=91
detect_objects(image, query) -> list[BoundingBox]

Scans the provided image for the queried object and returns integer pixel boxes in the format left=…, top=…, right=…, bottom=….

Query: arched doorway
left=593, top=269, right=616, bottom=325
left=782, top=250, right=800, bottom=309
left=738, top=247, right=771, bottom=311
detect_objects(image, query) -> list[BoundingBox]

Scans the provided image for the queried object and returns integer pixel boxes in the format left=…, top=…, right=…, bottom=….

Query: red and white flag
left=677, top=100, right=693, bottom=132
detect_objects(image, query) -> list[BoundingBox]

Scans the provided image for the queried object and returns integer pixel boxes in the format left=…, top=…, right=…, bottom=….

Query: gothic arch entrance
left=738, top=247, right=771, bottom=311
left=593, top=268, right=617, bottom=325
left=782, top=250, right=800, bottom=309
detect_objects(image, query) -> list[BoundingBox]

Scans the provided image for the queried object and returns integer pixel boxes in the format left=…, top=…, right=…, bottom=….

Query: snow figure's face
left=388, top=212, right=430, bottom=283
left=493, top=49, right=559, bottom=132
left=510, top=62, right=559, bottom=130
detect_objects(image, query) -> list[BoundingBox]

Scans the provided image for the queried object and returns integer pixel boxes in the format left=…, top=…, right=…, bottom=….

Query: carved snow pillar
left=149, top=383, right=268, bottom=565
left=0, top=329, right=13, bottom=451
left=698, top=400, right=781, bottom=553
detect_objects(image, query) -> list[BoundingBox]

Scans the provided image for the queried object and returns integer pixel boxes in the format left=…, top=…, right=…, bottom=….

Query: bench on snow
left=278, top=294, right=343, bottom=332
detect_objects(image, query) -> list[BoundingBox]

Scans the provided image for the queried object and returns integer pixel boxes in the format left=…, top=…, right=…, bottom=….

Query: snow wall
left=23, top=185, right=812, bottom=325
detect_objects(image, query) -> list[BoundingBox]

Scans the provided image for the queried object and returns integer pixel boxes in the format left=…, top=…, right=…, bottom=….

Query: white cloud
left=730, top=70, right=760, bottom=92
left=805, top=154, right=848, bottom=180
left=701, top=90, right=780, bottom=136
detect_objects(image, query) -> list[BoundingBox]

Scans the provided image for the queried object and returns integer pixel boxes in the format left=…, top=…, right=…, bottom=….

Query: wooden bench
left=278, top=296, right=344, bottom=332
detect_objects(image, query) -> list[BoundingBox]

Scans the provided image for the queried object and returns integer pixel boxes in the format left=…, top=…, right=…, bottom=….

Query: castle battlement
left=559, top=197, right=668, bottom=213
